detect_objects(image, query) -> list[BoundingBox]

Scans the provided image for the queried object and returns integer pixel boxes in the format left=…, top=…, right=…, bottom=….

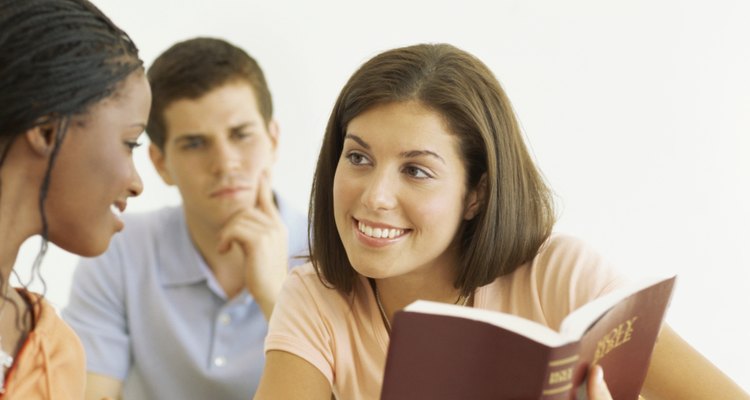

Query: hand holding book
left=380, top=275, right=676, bottom=400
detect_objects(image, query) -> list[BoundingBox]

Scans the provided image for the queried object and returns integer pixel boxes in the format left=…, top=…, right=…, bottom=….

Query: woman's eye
left=125, top=141, right=142, bottom=151
left=403, top=166, right=431, bottom=179
left=346, top=152, right=370, bottom=165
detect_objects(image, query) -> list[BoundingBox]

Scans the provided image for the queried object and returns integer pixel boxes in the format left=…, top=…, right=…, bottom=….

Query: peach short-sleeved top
left=265, top=234, right=627, bottom=399
left=1, top=290, right=85, bottom=400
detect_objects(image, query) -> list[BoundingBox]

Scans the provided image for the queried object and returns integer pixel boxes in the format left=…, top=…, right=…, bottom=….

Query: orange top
left=265, top=234, right=628, bottom=399
left=1, top=290, right=85, bottom=400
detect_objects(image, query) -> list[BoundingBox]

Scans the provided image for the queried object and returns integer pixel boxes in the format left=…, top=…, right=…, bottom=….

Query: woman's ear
left=464, top=173, right=487, bottom=220
left=24, top=120, right=59, bottom=157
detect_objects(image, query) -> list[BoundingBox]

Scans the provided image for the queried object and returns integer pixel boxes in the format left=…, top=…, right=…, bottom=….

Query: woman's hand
left=587, top=365, right=613, bottom=400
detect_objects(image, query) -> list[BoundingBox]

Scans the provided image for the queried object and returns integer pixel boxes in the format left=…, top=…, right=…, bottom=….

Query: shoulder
left=535, top=233, right=627, bottom=308
left=36, top=297, right=83, bottom=342
left=288, top=261, right=319, bottom=279
left=531, top=233, right=624, bottom=291
left=487, top=233, right=628, bottom=328
left=265, top=264, right=348, bottom=391
left=537, top=233, right=593, bottom=259
left=281, top=263, right=338, bottom=302
left=487, top=234, right=604, bottom=294
left=13, top=292, right=86, bottom=397
left=26, top=293, right=85, bottom=366
left=273, top=262, right=352, bottom=327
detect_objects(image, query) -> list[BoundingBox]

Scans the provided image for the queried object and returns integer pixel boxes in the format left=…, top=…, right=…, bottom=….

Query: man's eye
left=232, top=131, right=252, bottom=140
left=182, top=138, right=205, bottom=149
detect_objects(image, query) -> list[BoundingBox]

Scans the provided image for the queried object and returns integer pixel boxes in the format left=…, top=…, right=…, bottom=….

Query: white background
left=13, top=0, right=749, bottom=391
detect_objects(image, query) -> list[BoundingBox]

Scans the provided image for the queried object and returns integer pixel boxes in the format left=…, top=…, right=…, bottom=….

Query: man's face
left=150, top=81, right=278, bottom=230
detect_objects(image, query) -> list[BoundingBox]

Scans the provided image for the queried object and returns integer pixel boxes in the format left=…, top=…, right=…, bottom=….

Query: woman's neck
left=372, top=258, right=466, bottom=326
left=0, top=195, right=35, bottom=352
left=0, top=205, right=36, bottom=280
left=1, top=151, right=45, bottom=277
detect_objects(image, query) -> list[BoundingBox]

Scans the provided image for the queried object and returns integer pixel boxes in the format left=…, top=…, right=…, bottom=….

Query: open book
left=380, top=275, right=676, bottom=400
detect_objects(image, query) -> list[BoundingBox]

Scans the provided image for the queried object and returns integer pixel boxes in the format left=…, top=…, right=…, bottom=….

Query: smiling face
left=333, top=101, right=479, bottom=282
left=150, top=81, right=278, bottom=231
left=44, top=71, right=150, bottom=256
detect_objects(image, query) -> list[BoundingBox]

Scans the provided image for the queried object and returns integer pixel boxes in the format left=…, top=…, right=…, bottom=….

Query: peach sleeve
left=528, top=234, right=630, bottom=330
left=265, top=266, right=336, bottom=386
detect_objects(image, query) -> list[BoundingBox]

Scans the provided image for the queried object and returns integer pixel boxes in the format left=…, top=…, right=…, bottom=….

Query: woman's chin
left=53, top=234, right=112, bottom=258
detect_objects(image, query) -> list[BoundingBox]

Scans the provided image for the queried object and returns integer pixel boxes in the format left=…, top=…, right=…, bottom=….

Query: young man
left=62, top=38, right=308, bottom=399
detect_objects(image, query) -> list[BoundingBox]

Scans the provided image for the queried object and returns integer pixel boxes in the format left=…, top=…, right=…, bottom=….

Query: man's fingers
left=217, top=216, right=269, bottom=254
left=256, top=171, right=276, bottom=215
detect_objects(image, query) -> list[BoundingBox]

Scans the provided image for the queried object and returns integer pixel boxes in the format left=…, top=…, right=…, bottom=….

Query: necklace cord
left=369, top=278, right=471, bottom=334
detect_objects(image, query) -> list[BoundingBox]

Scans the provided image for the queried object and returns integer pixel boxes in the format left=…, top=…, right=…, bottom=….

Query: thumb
left=217, top=232, right=234, bottom=254
left=588, top=365, right=612, bottom=400
left=256, top=171, right=276, bottom=214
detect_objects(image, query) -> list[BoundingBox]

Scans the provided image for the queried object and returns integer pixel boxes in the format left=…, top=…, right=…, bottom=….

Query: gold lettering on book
left=542, top=383, right=573, bottom=395
left=549, top=367, right=573, bottom=384
left=593, top=316, right=638, bottom=365
left=546, top=354, right=578, bottom=386
left=548, top=355, right=579, bottom=367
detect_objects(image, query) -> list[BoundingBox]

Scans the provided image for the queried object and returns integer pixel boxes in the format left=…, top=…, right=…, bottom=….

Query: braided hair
left=0, top=0, right=143, bottom=328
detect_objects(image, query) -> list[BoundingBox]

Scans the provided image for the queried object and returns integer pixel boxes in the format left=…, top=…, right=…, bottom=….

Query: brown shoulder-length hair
left=309, top=43, right=555, bottom=295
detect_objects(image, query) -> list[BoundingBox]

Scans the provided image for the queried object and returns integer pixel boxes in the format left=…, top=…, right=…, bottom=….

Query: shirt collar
left=157, top=207, right=211, bottom=287
left=155, top=192, right=296, bottom=287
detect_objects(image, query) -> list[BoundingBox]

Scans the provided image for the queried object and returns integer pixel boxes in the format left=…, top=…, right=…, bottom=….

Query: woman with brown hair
left=254, top=43, right=748, bottom=399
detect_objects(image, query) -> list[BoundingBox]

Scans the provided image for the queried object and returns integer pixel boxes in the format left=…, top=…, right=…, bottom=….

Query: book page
left=404, top=300, right=569, bottom=347
left=559, top=274, right=676, bottom=340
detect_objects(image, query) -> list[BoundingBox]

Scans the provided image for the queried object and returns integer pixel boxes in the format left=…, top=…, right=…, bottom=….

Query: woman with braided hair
left=0, top=0, right=150, bottom=397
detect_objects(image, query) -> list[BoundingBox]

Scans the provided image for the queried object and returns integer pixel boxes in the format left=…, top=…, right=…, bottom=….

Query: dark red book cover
left=380, top=275, right=676, bottom=400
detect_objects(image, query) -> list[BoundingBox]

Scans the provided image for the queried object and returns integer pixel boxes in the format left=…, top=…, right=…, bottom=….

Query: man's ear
left=149, top=143, right=175, bottom=186
left=24, top=120, right=59, bottom=157
left=464, top=173, right=487, bottom=220
left=267, top=118, right=280, bottom=159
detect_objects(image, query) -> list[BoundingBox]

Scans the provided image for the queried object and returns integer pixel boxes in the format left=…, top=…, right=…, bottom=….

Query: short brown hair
left=146, top=37, right=273, bottom=149
left=309, top=43, right=555, bottom=295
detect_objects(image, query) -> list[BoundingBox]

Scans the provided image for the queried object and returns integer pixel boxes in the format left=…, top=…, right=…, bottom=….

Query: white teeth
left=111, top=204, right=122, bottom=216
left=357, top=221, right=404, bottom=239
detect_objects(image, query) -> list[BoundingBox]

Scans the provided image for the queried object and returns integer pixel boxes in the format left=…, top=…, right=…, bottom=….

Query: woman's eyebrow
left=344, top=133, right=369, bottom=149
left=400, top=150, right=445, bottom=165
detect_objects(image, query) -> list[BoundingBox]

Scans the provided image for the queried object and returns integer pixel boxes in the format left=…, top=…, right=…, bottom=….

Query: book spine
left=541, top=342, right=583, bottom=400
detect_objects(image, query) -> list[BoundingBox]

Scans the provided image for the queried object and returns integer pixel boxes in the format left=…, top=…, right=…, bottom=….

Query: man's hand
left=217, top=173, right=288, bottom=320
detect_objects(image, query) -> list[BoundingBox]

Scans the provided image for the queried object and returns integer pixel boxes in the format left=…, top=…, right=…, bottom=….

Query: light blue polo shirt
left=62, top=195, right=308, bottom=399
